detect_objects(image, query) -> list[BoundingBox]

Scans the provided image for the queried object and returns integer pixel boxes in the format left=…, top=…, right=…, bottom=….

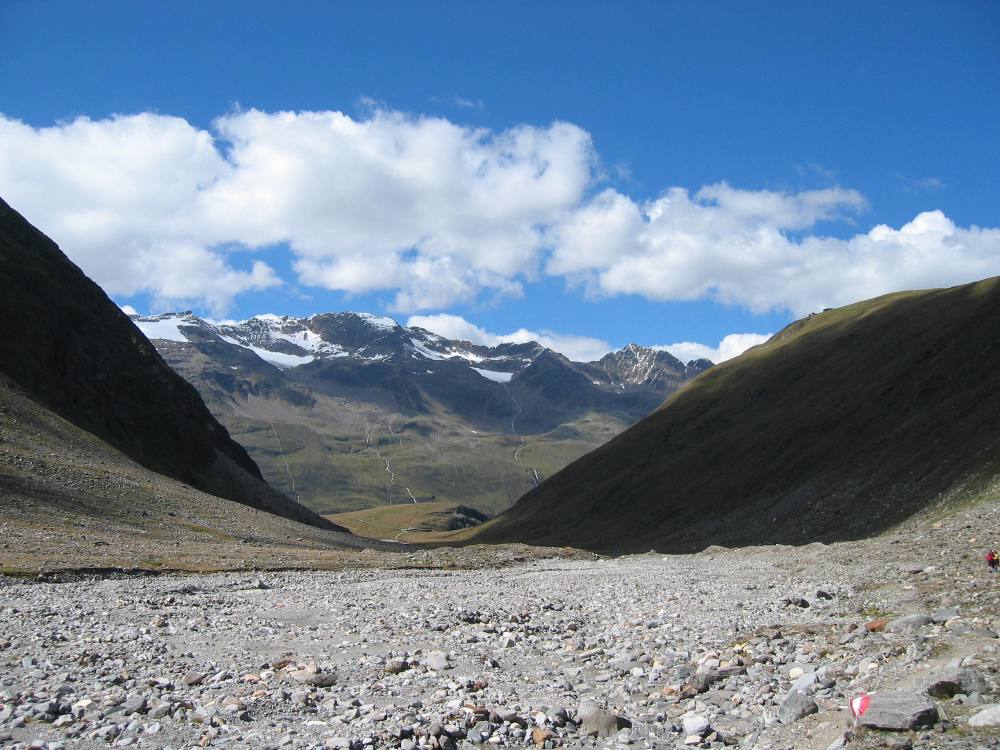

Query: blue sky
left=1, top=1, right=998, bottom=361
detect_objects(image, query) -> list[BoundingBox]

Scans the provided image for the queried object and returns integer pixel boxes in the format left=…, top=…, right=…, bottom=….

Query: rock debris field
left=3, top=514, right=1000, bottom=750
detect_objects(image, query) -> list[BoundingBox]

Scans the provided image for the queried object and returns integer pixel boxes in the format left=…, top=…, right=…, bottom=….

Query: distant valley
left=133, top=311, right=712, bottom=516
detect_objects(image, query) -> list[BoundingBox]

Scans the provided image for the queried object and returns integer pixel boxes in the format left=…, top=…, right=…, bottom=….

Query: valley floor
left=2, top=502, right=1000, bottom=750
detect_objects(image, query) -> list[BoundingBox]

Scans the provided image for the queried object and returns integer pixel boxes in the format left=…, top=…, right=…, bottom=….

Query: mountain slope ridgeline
left=471, top=277, right=1000, bottom=552
left=0, top=196, right=336, bottom=531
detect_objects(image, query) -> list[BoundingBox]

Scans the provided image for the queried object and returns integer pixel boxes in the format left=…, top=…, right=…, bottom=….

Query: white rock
left=969, top=704, right=1000, bottom=727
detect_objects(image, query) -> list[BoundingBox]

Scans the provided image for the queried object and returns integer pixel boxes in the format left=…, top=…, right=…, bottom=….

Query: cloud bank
left=656, top=333, right=772, bottom=364
left=0, top=110, right=592, bottom=313
left=2, top=109, right=999, bottom=315
left=553, top=186, right=1000, bottom=316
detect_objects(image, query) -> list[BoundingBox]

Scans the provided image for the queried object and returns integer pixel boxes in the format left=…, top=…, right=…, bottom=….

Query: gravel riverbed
left=2, top=519, right=1000, bottom=750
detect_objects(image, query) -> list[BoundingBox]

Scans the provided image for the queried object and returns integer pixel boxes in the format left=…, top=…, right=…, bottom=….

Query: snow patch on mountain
left=243, top=345, right=314, bottom=369
left=133, top=314, right=198, bottom=343
left=472, top=367, right=514, bottom=383
left=408, top=339, right=447, bottom=361
left=271, top=327, right=347, bottom=357
left=356, top=312, right=397, bottom=330
left=444, top=348, right=485, bottom=363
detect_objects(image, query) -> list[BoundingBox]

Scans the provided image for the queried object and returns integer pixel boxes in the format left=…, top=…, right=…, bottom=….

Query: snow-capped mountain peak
left=129, top=311, right=713, bottom=386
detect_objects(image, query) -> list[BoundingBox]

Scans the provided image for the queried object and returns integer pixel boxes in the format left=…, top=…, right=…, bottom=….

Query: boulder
left=968, top=704, right=1000, bottom=727
left=778, top=689, right=818, bottom=723
left=924, top=666, right=987, bottom=698
left=122, top=694, right=146, bottom=716
left=530, top=727, right=553, bottom=746
left=384, top=658, right=410, bottom=674
left=858, top=691, right=937, bottom=730
left=288, top=668, right=317, bottom=682
left=307, top=672, right=336, bottom=688
left=885, top=614, right=932, bottom=633
left=683, top=664, right=744, bottom=694
left=577, top=701, right=623, bottom=737
left=682, top=715, right=709, bottom=736
left=931, top=606, right=959, bottom=624
left=423, top=651, right=450, bottom=671
left=791, top=669, right=818, bottom=692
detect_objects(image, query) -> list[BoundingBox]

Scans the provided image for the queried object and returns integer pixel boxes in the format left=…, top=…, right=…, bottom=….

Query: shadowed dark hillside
left=471, top=278, right=1000, bottom=552
left=0, top=196, right=337, bottom=530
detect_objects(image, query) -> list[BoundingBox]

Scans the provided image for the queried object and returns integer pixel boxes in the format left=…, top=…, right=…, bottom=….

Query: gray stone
left=423, top=651, right=450, bottom=670
left=466, top=720, right=495, bottom=744
left=148, top=704, right=171, bottom=719
left=791, top=669, right=817, bottom=692
left=858, top=691, right=938, bottom=730
left=885, top=614, right=932, bottom=633
left=684, top=664, right=743, bottom=694
left=968, top=704, right=1000, bottom=727
left=931, top=606, right=959, bottom=624
left=91, top=724, right=119, bottom=741
left=31, top=699, right=59, bottom=717
left=122, top=694, right=147, bottom=715
left=307, top=672, right=337, bottom=688
left=924, top=666, right=987, bottom=698
left=681, top=715, right=709, bottom=736
left=578, top=700, right=620, bottom=737
left=384, top=658, right=410, bottom=674
left=778, top=689, right=818, bottom=723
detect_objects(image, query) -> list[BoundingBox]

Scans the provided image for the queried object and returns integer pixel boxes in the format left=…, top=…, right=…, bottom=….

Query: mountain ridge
left=130, top=310, right=712, bottom=390
left=130, top=310, right=713, bottom=514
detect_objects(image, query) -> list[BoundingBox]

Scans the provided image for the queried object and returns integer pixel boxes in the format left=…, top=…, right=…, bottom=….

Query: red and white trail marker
left=849, top=694, right=871, bottom=720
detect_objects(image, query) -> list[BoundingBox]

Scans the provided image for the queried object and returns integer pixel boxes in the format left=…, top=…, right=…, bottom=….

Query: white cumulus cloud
left=656, top=333, right=772, bottom=364
left=406, top=313, right=613, bottom=362
left=2, top=108, right=999, bottom=318
left=0, top=113, right=280, bottom=314
left=549, top=184, right=1000, bottom=316
left=0, top=109, right=594, bottom=314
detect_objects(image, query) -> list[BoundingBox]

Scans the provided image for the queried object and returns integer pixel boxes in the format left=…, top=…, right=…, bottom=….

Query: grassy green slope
left=325, top=501, right=488, bottom=542
left=471, top=277, right=1000, bottom=552
left=193, top=386, right=626, bottom=516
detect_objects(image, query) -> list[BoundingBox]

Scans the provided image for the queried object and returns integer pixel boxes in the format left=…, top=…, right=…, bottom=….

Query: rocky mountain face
left=132, top=311, right=711, bottom=514
left=0, top=196, right=335, bottom=531
left=472, top=276, right=1000, bottom=553
left=592, top=343, right=712, bottom=389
